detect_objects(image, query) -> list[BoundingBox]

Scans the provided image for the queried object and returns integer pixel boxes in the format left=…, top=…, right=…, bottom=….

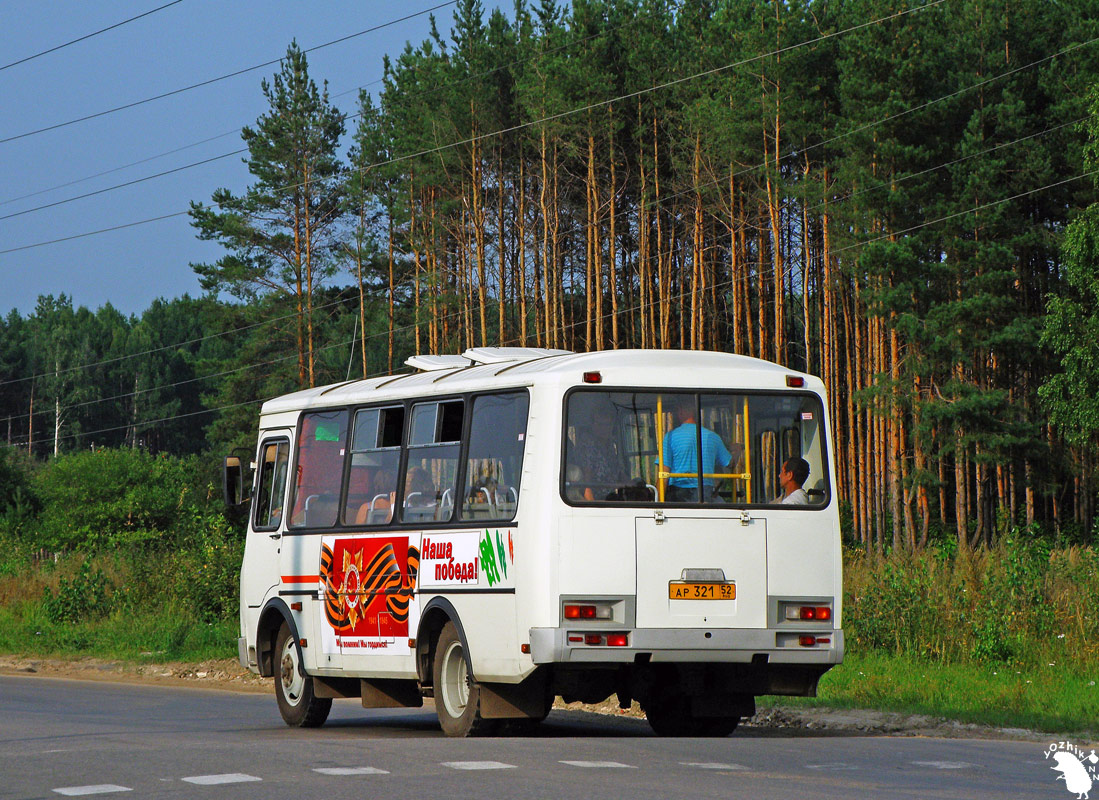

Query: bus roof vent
left=404, top=354, right=472, bottom=372
left=461, top=347, right=572, bottom=365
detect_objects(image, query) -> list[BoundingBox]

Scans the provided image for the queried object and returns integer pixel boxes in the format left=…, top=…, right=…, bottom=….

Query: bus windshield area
left=563, top=390, right=829, bottom=507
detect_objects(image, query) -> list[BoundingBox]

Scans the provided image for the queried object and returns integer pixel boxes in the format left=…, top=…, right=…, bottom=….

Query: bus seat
left=367, top=493, right=393, bottom=524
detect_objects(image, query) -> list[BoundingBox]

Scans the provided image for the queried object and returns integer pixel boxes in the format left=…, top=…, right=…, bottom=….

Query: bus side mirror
left=223, top=456, right=247, bottom=507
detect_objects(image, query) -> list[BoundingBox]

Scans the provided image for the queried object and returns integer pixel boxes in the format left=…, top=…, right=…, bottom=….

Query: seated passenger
left=773, top=457, right=811, bottom=505
left=404, top=466, right=436, bottom=508
left=570, top=404, right=627, bottom=500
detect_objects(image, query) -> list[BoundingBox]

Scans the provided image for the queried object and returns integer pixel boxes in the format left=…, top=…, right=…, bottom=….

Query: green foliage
left=42, top=561, right=111, bottom=624
left=171, top=508, right=243, bottom=623
left=29, top=449, right=221, bottom=552
left=845, top=532, right=1095, bottom=668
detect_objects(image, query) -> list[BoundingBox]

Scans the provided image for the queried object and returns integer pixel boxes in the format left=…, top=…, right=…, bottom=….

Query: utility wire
left=0, top=1, right=457, bottom=145
left=0, top=0, right=948, bottom=250
left=0, top=6, right=660, bottom=217
left=6, top=109, right=1088, bottom=424
left=13, top=163, right=1096, bottom=449
left=0, top=1, right=1085, bottom=395
left=0, top=1, right=184, bottom=72
left=0, top=128, right=240, bottom=208
left=0, top=294, right=358, bottom=388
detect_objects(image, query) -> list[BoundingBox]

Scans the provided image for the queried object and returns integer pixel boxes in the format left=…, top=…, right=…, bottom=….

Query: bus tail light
left=785, top=604, right=832, bottom=621
left=799, top=635, right=816, bottom=647
left=583, top=371, right=602, bottom=383
left=584, top=634, right=604, bottom=646
left=564, top=603, right=613, bottom=620
left=606, top=633, right=629, bottom=647
left=786, top=375, right=805, bottom=387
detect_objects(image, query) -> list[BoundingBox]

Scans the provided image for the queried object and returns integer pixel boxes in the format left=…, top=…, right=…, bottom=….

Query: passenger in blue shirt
left=660, top=396, right=742, bottom=502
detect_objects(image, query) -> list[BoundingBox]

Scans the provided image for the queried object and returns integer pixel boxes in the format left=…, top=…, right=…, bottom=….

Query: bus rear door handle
left=269, top=533, right=282, bottom=540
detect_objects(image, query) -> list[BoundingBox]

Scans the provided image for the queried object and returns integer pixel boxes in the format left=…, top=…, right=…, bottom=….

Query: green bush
left=844, top=531, right=1099, bottom=669
left=28, top=449, right=227, bottom=552
left=172, top=508, right=243, bottom=622
left=42, top=560, right=111, bottom=623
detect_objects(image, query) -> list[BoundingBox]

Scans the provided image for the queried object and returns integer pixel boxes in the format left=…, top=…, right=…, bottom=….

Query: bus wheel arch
left=415, top=598, right=470, bottom=686
left=256, top=599, right=300, bottom=678
left=417, top=600, right=493, bottom=737
left=273, top=620, right=332, bottom=727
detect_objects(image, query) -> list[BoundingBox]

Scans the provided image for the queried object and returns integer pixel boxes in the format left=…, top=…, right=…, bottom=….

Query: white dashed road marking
left=806, top=763, right=859, bottom=770
left=560, top=761, right=636, bottom=768
left=913, top=761, right=976, bottom=770
left=442, top=761, right=517, bottom=770
left=181, top=773, right=262, bottom=785
left=681, top=762, right=749, bottom=770
left=314, top=767, right=390, bottom=776
left=53, top=786, right=132, bottom=797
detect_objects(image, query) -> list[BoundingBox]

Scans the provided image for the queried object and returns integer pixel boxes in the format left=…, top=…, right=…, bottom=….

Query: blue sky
left=0, top=1, right=454, bottom=317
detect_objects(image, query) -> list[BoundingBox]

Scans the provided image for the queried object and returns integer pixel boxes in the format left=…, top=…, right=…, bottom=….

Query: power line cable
left=0, top=0, right=948, bottom=251
left=14, top=163, right=1095, bottom=449
left=0, top=294, right=358, bottom=388
left=0, top=7, right=660, bottom=218
left=0, top=2, right=1084, bottom=395
left=7, top=108, right=1088, bottom=423
left=0, top=1, right=457, bottom=146
left=0, top=1, right=184, bottom=72
left=1, top=2, right=1086, bottom=414
left=0, top=128, right=241, bottom=208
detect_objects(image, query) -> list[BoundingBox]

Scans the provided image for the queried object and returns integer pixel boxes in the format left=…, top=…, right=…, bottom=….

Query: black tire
left=432, top=621, right=495, bottom=737
left=274, top=622, right=332, bottom=728
left=644, top=693, right=739, bottom=737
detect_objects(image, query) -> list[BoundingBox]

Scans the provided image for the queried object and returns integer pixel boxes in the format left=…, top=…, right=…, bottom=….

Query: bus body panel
left=237, top=349, right=844, bottom=727
left=635, top=515, right=767, bottom=629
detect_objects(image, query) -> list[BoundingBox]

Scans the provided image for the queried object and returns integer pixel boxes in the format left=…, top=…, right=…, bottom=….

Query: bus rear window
left=563, top=390, right=829, bottom=507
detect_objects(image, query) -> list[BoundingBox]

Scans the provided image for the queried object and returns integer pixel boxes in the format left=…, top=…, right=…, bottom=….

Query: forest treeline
left=5, top=0, right=1099, bottom=551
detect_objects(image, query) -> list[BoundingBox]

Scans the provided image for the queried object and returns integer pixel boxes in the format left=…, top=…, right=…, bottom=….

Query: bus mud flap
left=359, top=678, right=424, bottom=708
left=479, top=670, right=549, bottom=719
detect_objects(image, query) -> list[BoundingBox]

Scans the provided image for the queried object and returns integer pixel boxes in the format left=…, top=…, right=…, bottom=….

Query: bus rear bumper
left=529, top=627, right=843, bottom=666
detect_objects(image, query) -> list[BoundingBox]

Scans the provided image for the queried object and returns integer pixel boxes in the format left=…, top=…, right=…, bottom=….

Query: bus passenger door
left=635, top=516, right=767, bottom=629
left=243, top=434, right=292, bottom=614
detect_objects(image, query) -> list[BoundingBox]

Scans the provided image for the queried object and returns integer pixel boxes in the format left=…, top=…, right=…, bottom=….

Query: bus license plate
left=669, top=582, right=735, bottom=600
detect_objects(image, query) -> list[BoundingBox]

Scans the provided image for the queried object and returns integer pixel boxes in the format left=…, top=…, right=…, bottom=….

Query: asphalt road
left=0, top=674, right=1069, bottom=799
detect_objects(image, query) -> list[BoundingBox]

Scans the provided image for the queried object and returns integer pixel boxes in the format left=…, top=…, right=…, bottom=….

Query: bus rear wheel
left=274, top=622, right=332, bottom=728
left=643, top=694, right=739, bottom=737
left=432, top=621, right=495, bottom=737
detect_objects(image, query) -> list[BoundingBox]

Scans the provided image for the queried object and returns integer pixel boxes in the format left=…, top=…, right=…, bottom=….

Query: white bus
left=230, top=348, right=843, bottom=737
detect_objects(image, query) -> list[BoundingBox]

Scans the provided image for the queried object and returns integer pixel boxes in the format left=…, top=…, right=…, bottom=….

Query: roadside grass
left=764, top=651, right=1099, bottom=736
left=0, top=600, right=237, bottom=663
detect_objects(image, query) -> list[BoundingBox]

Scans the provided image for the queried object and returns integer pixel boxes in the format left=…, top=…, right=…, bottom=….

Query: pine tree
left=189, top=42, right=346, bottom=388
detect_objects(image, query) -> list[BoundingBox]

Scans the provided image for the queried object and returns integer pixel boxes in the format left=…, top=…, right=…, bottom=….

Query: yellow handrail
left=656, top=395, right=665, bottom=502
left=655, top=395, right=753, bottom=502
left=743, top=396, right=752, bottom=502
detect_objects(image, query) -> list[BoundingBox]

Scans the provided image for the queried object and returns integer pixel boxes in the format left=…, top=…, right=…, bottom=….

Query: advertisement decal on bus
left=318, top=536, right=420, bottom=654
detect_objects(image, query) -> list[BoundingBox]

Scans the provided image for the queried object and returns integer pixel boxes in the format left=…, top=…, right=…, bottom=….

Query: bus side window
left=289, top=410, right=348, bottom=529
left=461, top=392, right=529, bottom=522
left=253, top=440, right=289, bottom=530
left=403, top=400, right=463, bottom=524
left=343, top=406, right=403, bottom=526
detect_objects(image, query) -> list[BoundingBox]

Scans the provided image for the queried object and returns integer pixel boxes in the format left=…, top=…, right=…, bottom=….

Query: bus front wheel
left=433, top=621, right=494, bottom=737
left=274, top=622, right=332, bottom=727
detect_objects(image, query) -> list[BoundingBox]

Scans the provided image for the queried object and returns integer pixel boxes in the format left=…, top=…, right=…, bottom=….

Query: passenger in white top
left=775, top=457, right=811, bottom=505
